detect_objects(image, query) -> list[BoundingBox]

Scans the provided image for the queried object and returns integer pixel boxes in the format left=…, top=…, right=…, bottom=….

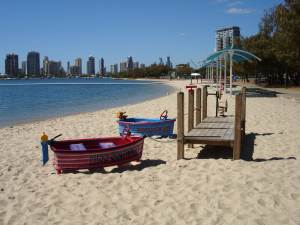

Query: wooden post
left=215, top=91, right=219, bottom=117
left=241, top=87, right=246, bottom=146
left=196, top=88, right=201, bottom=125
left=230, top=52, right=233, bottom=95
left=188, top=89, right=194, bottom=148
left=202, top=86, right=208, bottom=120
left=177, top=92, right=184, bottom=160
left=233, top=94, right=242, bottom=160
left=224, top=53, right=227, bottom=94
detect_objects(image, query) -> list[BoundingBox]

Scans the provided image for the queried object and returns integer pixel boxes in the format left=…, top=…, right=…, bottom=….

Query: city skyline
left=0, top=0, right=282, bottom=73
left=4, top=51, right=174, bottom=76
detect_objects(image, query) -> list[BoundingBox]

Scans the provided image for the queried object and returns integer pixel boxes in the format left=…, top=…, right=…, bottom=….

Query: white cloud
left=228, top=1, right=243, bottom=6
left=212, top=0, right=244, bottom=4
left=179, top=33, right=186, bottom=37
left=226, top=7, right=254, bottom=14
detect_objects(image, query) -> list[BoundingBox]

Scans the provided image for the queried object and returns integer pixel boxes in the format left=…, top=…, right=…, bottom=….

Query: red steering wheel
left=160, top=110, right=168, bottom=120
left=122, top=127, right=131, bottom=138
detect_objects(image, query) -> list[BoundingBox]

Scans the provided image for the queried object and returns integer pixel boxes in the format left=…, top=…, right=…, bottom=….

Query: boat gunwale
left=117, top=118, right=176, bottom=125
left=50, top=136, right=144, bottom=153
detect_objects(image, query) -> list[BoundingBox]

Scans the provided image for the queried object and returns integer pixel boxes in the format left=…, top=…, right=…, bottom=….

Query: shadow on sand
left=197, top=132, right=296, bottom=162
left=60, top=159, right=166, bottom=174
left=245, top=88, right=280, bottom=98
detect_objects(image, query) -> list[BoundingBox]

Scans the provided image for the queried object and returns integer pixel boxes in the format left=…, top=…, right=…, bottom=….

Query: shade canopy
left=191, top=73, right=201, bottom=76
left=201, top=47, right=262, bottom=68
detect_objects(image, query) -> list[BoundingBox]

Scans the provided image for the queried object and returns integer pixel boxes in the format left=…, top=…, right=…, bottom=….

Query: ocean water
left=0, top=78, right=175, bottom=127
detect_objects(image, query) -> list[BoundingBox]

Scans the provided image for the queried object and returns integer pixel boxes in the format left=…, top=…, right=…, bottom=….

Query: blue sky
left=0, top=0, right=282, bottom=73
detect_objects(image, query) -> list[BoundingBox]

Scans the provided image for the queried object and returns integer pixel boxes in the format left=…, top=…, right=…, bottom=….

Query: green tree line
left=236, top=0, right=300, bottom=86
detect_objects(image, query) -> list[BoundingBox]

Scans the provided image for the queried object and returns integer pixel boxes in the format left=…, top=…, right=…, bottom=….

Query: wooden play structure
left=177, top=86, right=246, bottom=160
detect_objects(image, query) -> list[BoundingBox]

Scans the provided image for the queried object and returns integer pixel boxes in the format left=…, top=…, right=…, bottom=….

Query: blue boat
left=117, top=111, right=176, bottom=138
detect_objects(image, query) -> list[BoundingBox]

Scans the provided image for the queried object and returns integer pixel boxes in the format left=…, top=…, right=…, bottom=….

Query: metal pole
left=216, top=59, right=219, bottom=85
left=209, top=65, right=211, bottom=83
left=210, top=65, right=214, bottom=84
left=224, top=53, right=227, bottom=94
left=230, top=52, right=233, bottom=95
left=219, top=57, right=222, bottom=93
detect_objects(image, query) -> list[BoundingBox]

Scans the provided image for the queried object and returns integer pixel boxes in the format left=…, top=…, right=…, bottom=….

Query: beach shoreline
left=0, top=80, right=299, bottom=225
left=0, top=78, right=177, bottom=129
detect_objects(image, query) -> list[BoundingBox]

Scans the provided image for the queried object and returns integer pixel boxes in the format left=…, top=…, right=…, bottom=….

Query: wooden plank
left=196, top=88, right=201, bottom=125
left=188, top=89, right=194, bottom=148
left=177, top=92, right=184, bottom=160
left=233, top=94, right=242, bottom=160
left=202, top=117, right=234, bottom=123
left=186, top=128, right=234, bottom=141
left=224, top=127, right=234, bottom=140
left=202, top=86, right=208, bottom=120
left=195, top=122, right=234, bottom=129
left=184, top=138, right=233, bottom=146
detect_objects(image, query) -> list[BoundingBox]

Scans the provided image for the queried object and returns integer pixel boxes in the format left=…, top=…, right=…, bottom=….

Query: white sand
left=0, top=80, right=299, bottom=225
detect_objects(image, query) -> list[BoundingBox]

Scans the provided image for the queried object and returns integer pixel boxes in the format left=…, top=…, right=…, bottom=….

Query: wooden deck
left=177, top=86, right=246, bottom=160
left=184, top=117, right=234, bottom=146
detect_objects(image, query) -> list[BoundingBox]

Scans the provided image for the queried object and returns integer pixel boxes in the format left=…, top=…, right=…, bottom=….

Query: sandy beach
left=0, top=80, right=299, bottom=225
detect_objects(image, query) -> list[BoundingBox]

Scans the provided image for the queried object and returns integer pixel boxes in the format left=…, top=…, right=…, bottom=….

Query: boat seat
left=69, top=143, right=86, bottom=151
left=99, top=142, right=116, bottom=149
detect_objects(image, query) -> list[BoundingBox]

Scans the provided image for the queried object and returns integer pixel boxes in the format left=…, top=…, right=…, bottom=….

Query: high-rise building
left=140, top=63, right=145, bottom=69
left=21, top=61, right=26, bottom=75
left=127, top=56, right=133, bottom=70
left=120, top=62, right=127, bottom=72
left=166, top=56, right=172, bottom=68
left=158, top=57, right=164, bottom=65
left=216, top=26, right=240, bottom=51
left=110, top=64, right=118, bottom=74
left=100, top=58, right=105, bottom=76
left=133, top=61, right=139, bottom=69
left=27, top=51, right=40, bottom=76
left=67, top=61, right=70, bottom=74
left=70, top=66, right=81, bottom=75
left=48, top=61, right=61, bottom=75
left=74, top=58, right=82, bottom=75
left=42, top=56, right=63, bottom=76
left=87, top=55, right=95, bottom=75
left=43, top=56, right=50, bottom=75
left=5, top=53, right=19, bottom=76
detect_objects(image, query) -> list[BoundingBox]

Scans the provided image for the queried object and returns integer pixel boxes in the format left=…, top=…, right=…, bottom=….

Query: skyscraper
left=133, top=61, right=139, bottom=69
left=48, top=61, right=61, bottom=75
left=216, top=26, right=240, bottom=51
left=120, top=62, right=127, bottom=72
left=21, top=61, right=26, bottom=75
left=67, top=61, right=70, bottom=74
left=5, top=53, right=19, bottom=76
left=27, top=51, right=40, bottom=76
left=87, top=56, right=95, bottom=75
left=110, top=64, right=118, bottom=74
left=74, top=58, right=82, bottom=75
left=166, top=56, right=172, bottom=68
left=159, top=57, right=164, bottom=65
left=43, top=56, right=49, bottom=75
left=100, top=58, right=105, bottom=76
left=70, top=66, right=81, bottom=75
left=127, top=56, right=133, bottom=70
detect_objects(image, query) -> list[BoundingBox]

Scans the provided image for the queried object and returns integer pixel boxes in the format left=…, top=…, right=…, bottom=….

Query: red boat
left=49, top=135, right=144, bottom=174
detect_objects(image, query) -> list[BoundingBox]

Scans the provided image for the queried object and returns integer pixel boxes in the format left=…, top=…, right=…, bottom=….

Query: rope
left=147, top=136, right=177, bottom=143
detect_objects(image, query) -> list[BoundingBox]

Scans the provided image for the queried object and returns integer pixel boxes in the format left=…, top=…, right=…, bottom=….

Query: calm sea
left=0, top=78, right=174, bottom=127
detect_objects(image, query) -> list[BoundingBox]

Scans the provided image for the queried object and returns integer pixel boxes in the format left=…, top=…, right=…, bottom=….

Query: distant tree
left=176, top=64, right=192, bottom=78
left=238, top=0, right=300, bottom=86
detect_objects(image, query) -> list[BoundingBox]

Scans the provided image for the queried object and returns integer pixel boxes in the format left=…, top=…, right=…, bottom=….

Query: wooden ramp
left=185, top=117, right=234, bottom=146
left=177, top=86, right=246, bottom=160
